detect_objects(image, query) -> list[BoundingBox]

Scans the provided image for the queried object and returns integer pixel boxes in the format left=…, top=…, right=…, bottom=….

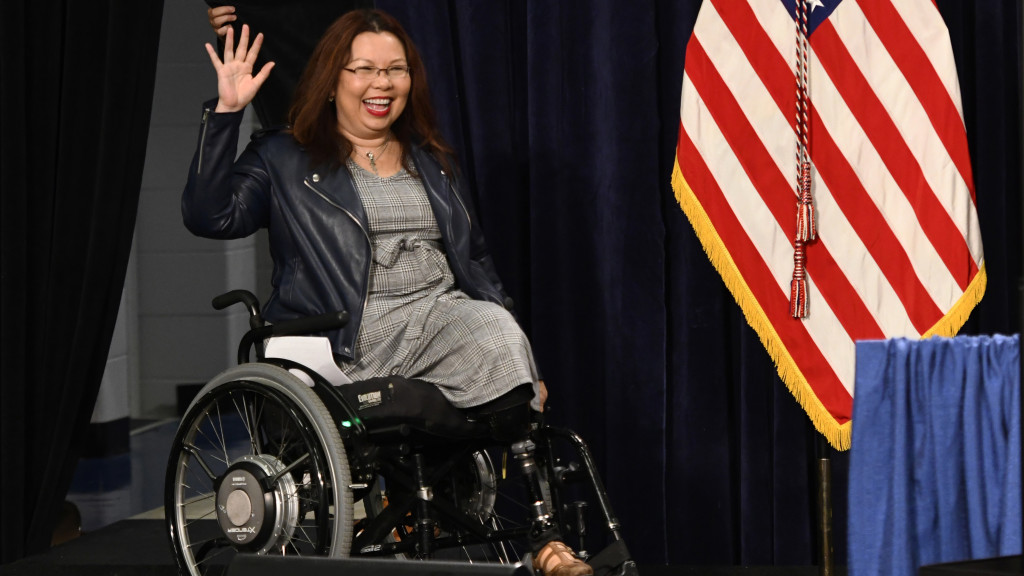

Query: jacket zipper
left=304, top=179, right=372, bottom=345
left=443, top=171, right=473, bottom=232
left=197, top=108, right=210, bottom=174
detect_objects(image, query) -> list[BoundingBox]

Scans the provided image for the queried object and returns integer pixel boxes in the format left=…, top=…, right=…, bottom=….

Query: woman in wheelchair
left=178, top=8, right=601, bottom=576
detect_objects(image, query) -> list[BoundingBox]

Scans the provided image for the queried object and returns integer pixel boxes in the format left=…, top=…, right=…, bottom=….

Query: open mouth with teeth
left=363, top=97, right=392, bottom=117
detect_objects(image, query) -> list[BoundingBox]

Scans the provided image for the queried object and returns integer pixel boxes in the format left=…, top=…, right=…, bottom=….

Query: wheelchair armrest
left=269, top=311, right=350, bottom=337
left=237, top=311, right=350, bottom=365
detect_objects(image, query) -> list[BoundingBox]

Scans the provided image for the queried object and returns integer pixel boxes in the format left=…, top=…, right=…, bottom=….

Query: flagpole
left=814, top=434, right=834, bottom=576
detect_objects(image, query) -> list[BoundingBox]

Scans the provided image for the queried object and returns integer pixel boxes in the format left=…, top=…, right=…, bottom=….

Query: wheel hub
left=215, top=454, right=300, bottom=553
left=459, top=451, right=497, bottom=519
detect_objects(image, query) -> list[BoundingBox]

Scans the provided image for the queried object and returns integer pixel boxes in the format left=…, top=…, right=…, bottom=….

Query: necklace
left=352, top=133, right=392, bottom=176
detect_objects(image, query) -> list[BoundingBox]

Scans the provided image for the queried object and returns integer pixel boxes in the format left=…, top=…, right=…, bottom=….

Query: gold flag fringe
left=923, top=265, right=987, bottom=339
left=671, top=158, right=986, bottom=451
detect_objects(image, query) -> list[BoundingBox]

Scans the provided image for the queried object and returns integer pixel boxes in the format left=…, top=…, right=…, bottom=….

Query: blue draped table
left=848, top=335, right=1021, bottom=576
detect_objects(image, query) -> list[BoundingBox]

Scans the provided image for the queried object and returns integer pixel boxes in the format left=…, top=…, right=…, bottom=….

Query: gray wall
left=98, top=0, right=261, bottom=424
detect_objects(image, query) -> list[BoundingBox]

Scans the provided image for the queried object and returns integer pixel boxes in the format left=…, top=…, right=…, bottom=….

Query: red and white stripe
left=674, top=0, right=983, bottom=441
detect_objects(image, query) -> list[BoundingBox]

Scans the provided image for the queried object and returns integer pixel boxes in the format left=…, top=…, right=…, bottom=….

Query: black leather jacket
left=182, top=103, right=512, bottom=361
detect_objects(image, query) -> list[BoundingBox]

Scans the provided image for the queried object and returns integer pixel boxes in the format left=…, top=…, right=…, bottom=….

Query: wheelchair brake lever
left=552, top=461, right=583, bottom=487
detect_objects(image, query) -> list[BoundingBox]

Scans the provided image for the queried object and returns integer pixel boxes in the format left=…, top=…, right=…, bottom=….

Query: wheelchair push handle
left=212, top=290, right=263, bottom=330
left=212, top=289, right=261, bottom=312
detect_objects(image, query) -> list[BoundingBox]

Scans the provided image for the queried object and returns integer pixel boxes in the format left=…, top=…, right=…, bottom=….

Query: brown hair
left=288, top=9, right=454, bottom=173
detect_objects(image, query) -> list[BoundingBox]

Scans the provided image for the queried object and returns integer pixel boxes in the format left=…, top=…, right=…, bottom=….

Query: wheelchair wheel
left=440, top=448, right=527, bottom=564
left=360, top=447, right=530, bottom=564
left=165, top=363, right=353, bottom=575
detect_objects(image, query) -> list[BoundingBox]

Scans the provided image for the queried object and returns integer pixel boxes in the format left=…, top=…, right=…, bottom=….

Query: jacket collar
left=303, top=158, right=366, bottom=224
left=299, top=143, right=452, bottom=228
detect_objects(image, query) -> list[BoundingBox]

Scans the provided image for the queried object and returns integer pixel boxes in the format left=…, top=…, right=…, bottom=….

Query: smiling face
left=333, top=31, right=410, bottom=143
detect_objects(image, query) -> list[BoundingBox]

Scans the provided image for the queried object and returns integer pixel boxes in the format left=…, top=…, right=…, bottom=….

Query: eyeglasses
left=342, top=65, right=411, bottom=80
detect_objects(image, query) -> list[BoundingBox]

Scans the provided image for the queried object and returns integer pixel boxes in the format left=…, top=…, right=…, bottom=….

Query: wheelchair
left=164, top=290, right=637, bottom=576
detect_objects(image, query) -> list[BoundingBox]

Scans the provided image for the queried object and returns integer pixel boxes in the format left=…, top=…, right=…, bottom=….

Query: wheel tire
left=165, top=363, right=353, bottom=575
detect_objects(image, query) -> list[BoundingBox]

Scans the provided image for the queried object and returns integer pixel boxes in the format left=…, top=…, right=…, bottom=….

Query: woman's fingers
left=234, top=24, right=250, bottom=62
left=245, top=32, right=264, bottom=66
left=220, top=24, right=254, bottom=64
left=252, top=60, right=276, bottom=89
left=204, top=42, right=223, bottom=70
left=207, top=23, right=267, bottom=75
left=215, top=20, right=266, bottom=68
left=222, top=24, right=235, bottom=60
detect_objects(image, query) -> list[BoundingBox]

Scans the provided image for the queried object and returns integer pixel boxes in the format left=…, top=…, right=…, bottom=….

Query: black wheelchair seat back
left=338, top=377, right=534, bottom=443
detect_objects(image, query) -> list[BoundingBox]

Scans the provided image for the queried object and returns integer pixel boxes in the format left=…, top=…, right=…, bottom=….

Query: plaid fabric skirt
left=338, top=163, right=539, bottom=408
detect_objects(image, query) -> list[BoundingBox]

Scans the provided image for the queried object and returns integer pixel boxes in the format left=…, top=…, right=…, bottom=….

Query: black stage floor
left=1, top=520, right=176, bottom=576
left=0, top=519, right=849, bottom=576
left=12, top=517, right=1024, bottom=576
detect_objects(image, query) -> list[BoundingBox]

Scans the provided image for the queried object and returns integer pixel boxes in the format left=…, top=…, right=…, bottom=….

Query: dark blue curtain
left=375, top=0, right=1022, bottom=567
left=943, top=0, right=1023, bottom=338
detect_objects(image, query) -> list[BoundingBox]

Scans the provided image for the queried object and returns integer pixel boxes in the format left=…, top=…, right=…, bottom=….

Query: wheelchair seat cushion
left=338, top=377, right=528, bottom=439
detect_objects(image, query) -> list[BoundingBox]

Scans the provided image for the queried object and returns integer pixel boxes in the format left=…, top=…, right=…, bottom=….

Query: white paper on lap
left=264, top=336, right=353, bottom=387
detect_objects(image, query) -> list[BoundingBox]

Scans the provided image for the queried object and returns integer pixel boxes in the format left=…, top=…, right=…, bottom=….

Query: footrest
left=587, top=540, right=637, bottom=576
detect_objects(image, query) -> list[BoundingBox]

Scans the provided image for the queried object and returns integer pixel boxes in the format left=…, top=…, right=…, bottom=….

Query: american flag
left=672, top=0, right=985, bottom=449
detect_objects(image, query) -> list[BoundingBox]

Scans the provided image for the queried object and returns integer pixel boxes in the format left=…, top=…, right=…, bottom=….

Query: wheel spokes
left=170, top=375, right=351, bottom=575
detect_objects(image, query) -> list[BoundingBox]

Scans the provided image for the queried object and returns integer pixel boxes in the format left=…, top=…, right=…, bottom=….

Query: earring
left=328, top=95, right=335, bottom=102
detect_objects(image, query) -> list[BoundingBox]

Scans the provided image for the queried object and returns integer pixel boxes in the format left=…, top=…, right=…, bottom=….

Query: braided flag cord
left=791, top=0, right=815, bottom=318
left=671, top=0, right=985, bottom=449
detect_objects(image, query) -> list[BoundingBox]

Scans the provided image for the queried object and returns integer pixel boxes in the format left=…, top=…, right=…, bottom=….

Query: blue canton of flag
left=781, top=0, right=841, bottom=35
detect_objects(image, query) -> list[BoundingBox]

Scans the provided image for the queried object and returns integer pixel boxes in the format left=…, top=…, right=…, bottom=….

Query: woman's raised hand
left=205, top=24, right=275, bottom=113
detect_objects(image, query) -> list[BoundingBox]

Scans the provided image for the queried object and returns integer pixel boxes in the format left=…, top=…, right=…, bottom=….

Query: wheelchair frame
left=164, top=290, right=635, bottom=576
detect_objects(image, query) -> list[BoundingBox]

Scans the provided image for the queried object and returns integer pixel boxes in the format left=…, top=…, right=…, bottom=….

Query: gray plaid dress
left=338, top=161, right=539, bottom=408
